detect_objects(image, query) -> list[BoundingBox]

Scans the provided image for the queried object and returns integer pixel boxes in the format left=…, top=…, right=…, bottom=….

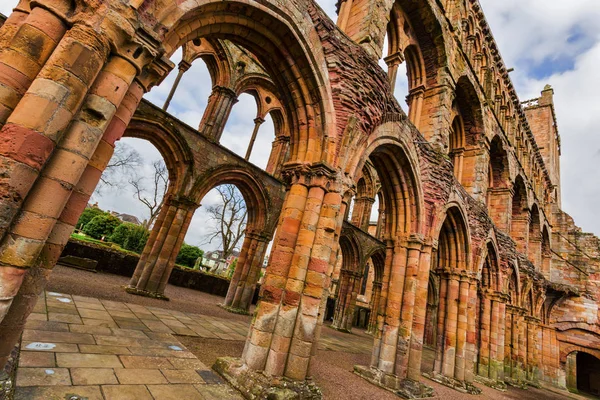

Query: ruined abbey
left=0, top=0, right=599, bottom=398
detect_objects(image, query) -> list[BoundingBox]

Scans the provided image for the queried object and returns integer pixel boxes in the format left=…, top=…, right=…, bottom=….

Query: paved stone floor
left=11, top=266, right=589, bottom=400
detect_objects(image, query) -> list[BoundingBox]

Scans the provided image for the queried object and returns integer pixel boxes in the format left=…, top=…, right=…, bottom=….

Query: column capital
left=136, top=54, right=175, bottom=92
left=281, top=162, right=339, bottom=192
left=253, top=117, right=265, bottom=125
left=212, top=85, right=238, bottom=100
left=383, top=51, right=405, bottom=68
left=178, top=60, right=192, bottom=72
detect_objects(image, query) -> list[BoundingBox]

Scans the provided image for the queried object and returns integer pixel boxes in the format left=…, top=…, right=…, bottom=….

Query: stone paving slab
left=15, top=291, right=370, bottom=399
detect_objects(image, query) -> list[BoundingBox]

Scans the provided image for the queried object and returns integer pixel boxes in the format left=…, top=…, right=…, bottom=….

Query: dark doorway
left=577, top=352, right=600, bottom=397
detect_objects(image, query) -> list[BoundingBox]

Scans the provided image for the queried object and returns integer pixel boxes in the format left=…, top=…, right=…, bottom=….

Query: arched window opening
left=510, top=177, right=529, bottom=254
left=575, top=352, right=600, bottom=396
left=383, top=6, right=426, bottom=128
left=220, top=93, right=260, bottom=160
left=528, top=205, right=542, bottom=268
left=187, top=184, right=248, bottom=276
left=86, top=138, right=169, bottom=248
left=449, top=114, right=465, bottom=182
left=486, top=136, right=510, bottom=229
left=475, top=242, right=499, bottom=379
left=541, top=227, right=552, bottom=278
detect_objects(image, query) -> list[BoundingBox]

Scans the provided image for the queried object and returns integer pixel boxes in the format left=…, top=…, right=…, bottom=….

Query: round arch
left=154, top=0, right=334, bottom=165
left=190, top=166, right=272, bottom=233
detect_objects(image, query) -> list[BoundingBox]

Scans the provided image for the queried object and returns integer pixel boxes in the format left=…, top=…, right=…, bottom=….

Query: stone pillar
left=336, top=0, right=354, bottom=31
left=198, top=85, right=238, bottom=142
left=517, top=311, right=527, bottom=382
left=0, top=4, right=68, bottom=127
left=0, top=22, right=109, bottom=240
left=433, top=274, right=448, bottom=374
left=215, top=164, right=342, bottom=396
left=127, top=198, right=198, bottom=299
left=407, top=87, right=425, bottom=130
left=395, top=240, right=423, bottom=379
left=332, top=270, right=352, bottom=331
left=486, top=188, right=513, bottom=232
left=0, top=40, right=146, bottom=322
left=478, top=291, right=492, bottom=378
left=565, top=351, right=578, bottom=393
left=464, top=278, right=478, bottom=384
left=245, top=117, right=265, bottom=161
left=0, top=80, right=144, bottom=370
left=266, top=136, right=290, bottom=178
left=224, top=233, right=254, bottom=307
left=367, top=281, right=382, bottom=334
left=495, top=299, right=506, bottom=381
left=0, top=0, right=31, bottom=47
left=525, top=316, right=540, bottom=383
left=442, top=274, right=460, bottom=378
left=228, top=232, right=271, bottom=312
left=384, top=52, right=404, bottom=95
left=370, top=240, right=394, bottom=367
left=407, top=243, right=433, bottom=381
left=162, top=60, right=190, bottom=112
left=351, top=196, right=375, bottom=231
left=454, top=275, right=470, bottom=382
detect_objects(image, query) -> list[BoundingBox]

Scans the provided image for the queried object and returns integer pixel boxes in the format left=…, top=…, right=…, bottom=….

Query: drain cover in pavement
left=197, top=370, right=224, bottom=384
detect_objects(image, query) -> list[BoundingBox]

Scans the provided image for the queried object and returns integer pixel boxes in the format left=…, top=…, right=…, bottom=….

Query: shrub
left=109, top=223, right=149, bottom=253
left=83, top=213, right=122, bottom=240
left=76, top=207, right=105, bottom=230
left=176, top=243, right=203, bottom=268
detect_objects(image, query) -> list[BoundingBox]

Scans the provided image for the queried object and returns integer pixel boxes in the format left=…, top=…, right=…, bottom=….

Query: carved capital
left=282, top=162, right=339, bottom=192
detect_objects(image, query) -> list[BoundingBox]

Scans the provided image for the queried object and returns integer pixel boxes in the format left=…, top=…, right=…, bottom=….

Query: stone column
left=229, top=233, right=271, bottom=312
left=336, top=0, right=354, bottom=31
left=454, top=275, right=470, bottom=382
left=441, top=273, right=460, bottom=378
left=433, top=274, right=448, bottom=374
left=0, top=4, right=68, bottom=127
left=370, top=240, right=394, bottom=367
left=215, top=164, right=342, bottom=395
left=384, top=52, right=404, bottom=95
left=517, top=311, right=527, bottom=382
left=162, top=60, right=191, bottom=112
left=127, top=198, right=198, bottom=299
left=495, top=299, right=506, bottom=381
left=0, top=78, right=144, bottom=369
left=198, top=85, right=238, bottom=142
left=332, top=270, right=352, bottom=330
left=265, top=136, right=290, bottom=178
left=407, top=242, right=433, bottom=381
left=395, top=239, right=423, bottom=379
left=0, top=23, right=109, bottom=240
left=565, top=351, right=578, bottom=393
left=0, top=0, right=31, bottom=47
left=478, top=291, right=492, bottom=378
left=0, top=42, right=146, bottom=323
left=486, top=188, right=513, bottom=232
left=351, top=196, right=376, bottom=231
left=464, top=278, right=478, bottom=384
left=367, top=281, right=382, bottom=334
left=224, top=233, right=255, bottom=307
left=245, top=117, right=265, bottom=161
left=407, top=87, right=425, bottom=130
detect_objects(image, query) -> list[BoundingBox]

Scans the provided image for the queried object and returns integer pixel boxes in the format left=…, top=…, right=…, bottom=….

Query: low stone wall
left=60, top=239, right=239, bottom=299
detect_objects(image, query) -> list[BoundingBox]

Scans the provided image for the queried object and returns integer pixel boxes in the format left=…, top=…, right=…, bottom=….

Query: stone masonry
left=0, top=0, right=598, bottom=399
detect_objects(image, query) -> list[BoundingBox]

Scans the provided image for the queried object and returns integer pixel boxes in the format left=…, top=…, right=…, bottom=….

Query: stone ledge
left=124, top=286, right=170, bottom=301
left=219, top=304, right=251, bottom=316
left=422, top=372, right=482, bottom=395
left=213, top=357, right=322, bottom=400
left=354, top=365, right=437, bottom=399
left=474, top=375, right=507, bottom=391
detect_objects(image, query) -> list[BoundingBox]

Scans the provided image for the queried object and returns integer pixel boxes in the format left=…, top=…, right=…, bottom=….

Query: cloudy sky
left=1, top=0, right=599, bottom=248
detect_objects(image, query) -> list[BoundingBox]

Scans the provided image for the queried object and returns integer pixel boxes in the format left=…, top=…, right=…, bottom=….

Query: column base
left=328, top=324, right=352, bottom=334
left=474, top=375, right=507, bottom=391
left=219, top=304, right=251, bottom=316
left=354, top=365, right=437, bottom=399
left=124, top=286, right=169, bottom=301
left=0, top=344, right=19, bottom=400
left=214, top=357, right=322, bottom=400
left=422, top=372, right=482, bottom=395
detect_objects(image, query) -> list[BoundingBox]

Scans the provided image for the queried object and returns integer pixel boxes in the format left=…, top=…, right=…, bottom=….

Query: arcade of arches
left=0, top=0, right=598, bottom=398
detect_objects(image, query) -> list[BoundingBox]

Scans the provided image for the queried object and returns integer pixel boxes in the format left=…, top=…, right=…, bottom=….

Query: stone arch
left=449, top=76, right=485, bottom=194
left=332, top=232, right=363, bottom=331
left=528, top=203, right=542, bottom=268
left=155, top=0, right=334, bottom=165
left=486, top=135, right=511, bottom=230
left=436, top=204, right=471, bottom=272
left=541, top=225, right=552, bottom=277
left=181, top=38, right=232, bottom=88
left=124, top=117, right=196, bottom=196
left=510, top=175, right=529, bottom=253
left=190, top=166, right=273, bottom=234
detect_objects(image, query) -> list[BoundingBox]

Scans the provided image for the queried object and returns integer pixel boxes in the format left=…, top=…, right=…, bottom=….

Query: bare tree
left=130, top=160, right=168, bottom=229
left=97, top=143, right=142, bottom=192
left=204, top=185, right=247, bottom=260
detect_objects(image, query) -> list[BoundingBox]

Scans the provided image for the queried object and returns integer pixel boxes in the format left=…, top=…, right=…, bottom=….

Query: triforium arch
left=487, top=135, right=511, bottom=231
left=449, top=75, right=486, bottom=197
left=511, top=175, right=530, bottom=254
left=332, top=232, right=363, bottom=332
left=528, top=203, right=542, bottom=269
left=426, top=204, right=476, bottom=389
left=155, top=0, right=335, bottom=165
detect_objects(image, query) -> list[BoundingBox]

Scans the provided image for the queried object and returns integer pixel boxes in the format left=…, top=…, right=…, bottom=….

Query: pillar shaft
left=162, top=60, right=190, bottom=112
left=245, top=117, right=264, bottom=161
left=198, top=85, right=238, bottom=142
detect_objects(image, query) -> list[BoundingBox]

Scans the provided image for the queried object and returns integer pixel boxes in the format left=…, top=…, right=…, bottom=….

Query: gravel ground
left=47, top=265, right=580, bottom=400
